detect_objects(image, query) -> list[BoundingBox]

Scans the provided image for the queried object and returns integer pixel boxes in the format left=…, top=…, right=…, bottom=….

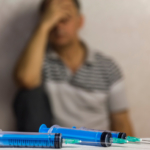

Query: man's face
left=49, top=1, right=84, bottom=48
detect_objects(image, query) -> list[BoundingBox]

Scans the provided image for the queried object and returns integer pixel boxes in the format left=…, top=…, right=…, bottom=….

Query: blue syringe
left=39, top=124, right=129, bottom=147
left=40, top=125, right=148, bottom=145
left=79, top=127, right=127, bottom=139
left=78, top=127, right=149, bottom=144
left=0, top=131, right=62, bottom=148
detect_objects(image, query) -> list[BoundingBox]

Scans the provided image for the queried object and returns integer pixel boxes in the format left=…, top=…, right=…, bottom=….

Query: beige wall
left=0, top=0, right=150, bottom=137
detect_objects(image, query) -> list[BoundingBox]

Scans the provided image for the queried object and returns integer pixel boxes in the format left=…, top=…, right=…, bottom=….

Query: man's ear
left=78, top=15, right=85, bottom=29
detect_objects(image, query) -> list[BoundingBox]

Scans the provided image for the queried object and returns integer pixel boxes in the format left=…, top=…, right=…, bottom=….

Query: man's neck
left=53, top=40, right=86, bottom=73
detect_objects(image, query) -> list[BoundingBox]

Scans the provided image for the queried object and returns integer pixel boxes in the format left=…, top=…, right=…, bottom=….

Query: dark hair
left=40, top=0, right=80, bottom=13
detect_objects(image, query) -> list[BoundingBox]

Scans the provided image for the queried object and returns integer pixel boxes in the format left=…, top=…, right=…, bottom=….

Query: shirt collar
left=85, top=45, right=96, bottom=64
left=46, top=42, right=96, bottom=65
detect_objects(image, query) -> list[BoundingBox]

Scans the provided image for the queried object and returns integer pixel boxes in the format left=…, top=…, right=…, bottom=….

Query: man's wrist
left=38, top=22, right=52, bottom=34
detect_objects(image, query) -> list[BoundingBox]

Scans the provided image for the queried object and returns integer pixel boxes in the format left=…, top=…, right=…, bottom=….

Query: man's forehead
left=43, top=0, right=76, bottom=6
left=40, top=0, right=80, bottom=13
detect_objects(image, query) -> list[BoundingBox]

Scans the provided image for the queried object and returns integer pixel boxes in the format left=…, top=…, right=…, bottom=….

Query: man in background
left=14, top=0, right=133, bottom=135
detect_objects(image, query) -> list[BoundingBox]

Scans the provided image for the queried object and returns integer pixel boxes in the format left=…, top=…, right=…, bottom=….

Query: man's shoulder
left=91, top=50, right=116, bottom=66
left=92, top=50, right=123, bottom=84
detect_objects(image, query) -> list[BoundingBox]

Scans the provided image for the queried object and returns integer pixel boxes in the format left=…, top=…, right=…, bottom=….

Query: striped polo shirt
left=43, top=46, right=128, bottom=130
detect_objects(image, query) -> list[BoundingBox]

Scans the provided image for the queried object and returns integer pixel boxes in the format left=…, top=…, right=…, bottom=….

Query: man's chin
left=52, top=41, right=72, bottom=49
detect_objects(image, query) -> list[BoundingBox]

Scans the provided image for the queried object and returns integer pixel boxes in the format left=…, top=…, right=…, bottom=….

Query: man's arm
left=107, top=59, right=134, bottom=136
left=110, top=110, right=134, bottom=136
left=14, top=0, right=72, bottom=89
left=14, top=24, right=49, bottom=89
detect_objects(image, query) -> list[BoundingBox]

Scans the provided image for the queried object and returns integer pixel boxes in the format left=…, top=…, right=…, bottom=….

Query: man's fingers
left=59, top=0, right=74, bottom=8
left=51, top=0, right=71, bottom=5
left=47, top=0, right=74, bottom=10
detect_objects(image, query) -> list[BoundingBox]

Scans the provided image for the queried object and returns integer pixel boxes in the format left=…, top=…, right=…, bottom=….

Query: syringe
left=0, top=131, right=128, bottom=149
left=39, top=124, right=112, bottom=147
left=0, top=131, right=79, bottom=148
left=79, top=127, right=127, bottom=139
left=78, top=127, right=150, bottom=144
left=39, top=124, right=129, bottom=147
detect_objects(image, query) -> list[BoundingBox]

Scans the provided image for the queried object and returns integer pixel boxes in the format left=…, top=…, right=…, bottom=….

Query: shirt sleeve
left=107, top=60, right=129, bottom=113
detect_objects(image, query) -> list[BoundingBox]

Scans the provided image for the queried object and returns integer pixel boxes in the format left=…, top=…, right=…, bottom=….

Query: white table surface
left=1, top=140, right=150, bottom=150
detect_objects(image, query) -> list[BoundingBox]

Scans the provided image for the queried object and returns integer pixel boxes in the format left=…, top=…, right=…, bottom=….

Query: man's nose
left=55, top=21, right=65, bottom=29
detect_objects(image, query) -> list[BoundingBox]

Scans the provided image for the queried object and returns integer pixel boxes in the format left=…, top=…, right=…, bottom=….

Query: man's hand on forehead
left=45, top=0, right=76, bottom=14
left=47, top=0, right=74, bottom=8
left=40, top=0, right=76, bottom=31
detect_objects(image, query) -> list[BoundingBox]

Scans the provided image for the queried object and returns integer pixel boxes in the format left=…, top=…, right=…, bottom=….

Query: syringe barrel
left=79, top=127, right=127, bottom=139
left=39, top=124, right=112, bottom=147
left=0, top=132, right=62, bottom=148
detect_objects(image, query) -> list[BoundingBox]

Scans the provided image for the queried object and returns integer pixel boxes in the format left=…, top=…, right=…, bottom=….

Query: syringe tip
left=63, top=139, right=81, bottom=144
left=126, top=136, right=141, bottom=142
left=112, top=138, right=128, bottom=144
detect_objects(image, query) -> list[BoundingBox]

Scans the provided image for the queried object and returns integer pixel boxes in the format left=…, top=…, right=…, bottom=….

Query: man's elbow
left=14, top=72, right=41, bottom=89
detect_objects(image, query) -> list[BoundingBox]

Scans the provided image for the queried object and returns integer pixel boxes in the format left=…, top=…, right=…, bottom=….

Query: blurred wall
left=0, top=0, right=150, bottom=137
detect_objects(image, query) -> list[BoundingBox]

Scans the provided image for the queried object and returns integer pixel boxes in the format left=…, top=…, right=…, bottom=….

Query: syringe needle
left=141, top=139, right=150, bottom=142
left=112, top=138, right=128, bottom=144
left=127, top=136, right=150, bottom=144
left=63, top=138, right=128, bottom=145
left=63, top=139, right=81, bottom=144
left=126, top=136, right=141, bottom=142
